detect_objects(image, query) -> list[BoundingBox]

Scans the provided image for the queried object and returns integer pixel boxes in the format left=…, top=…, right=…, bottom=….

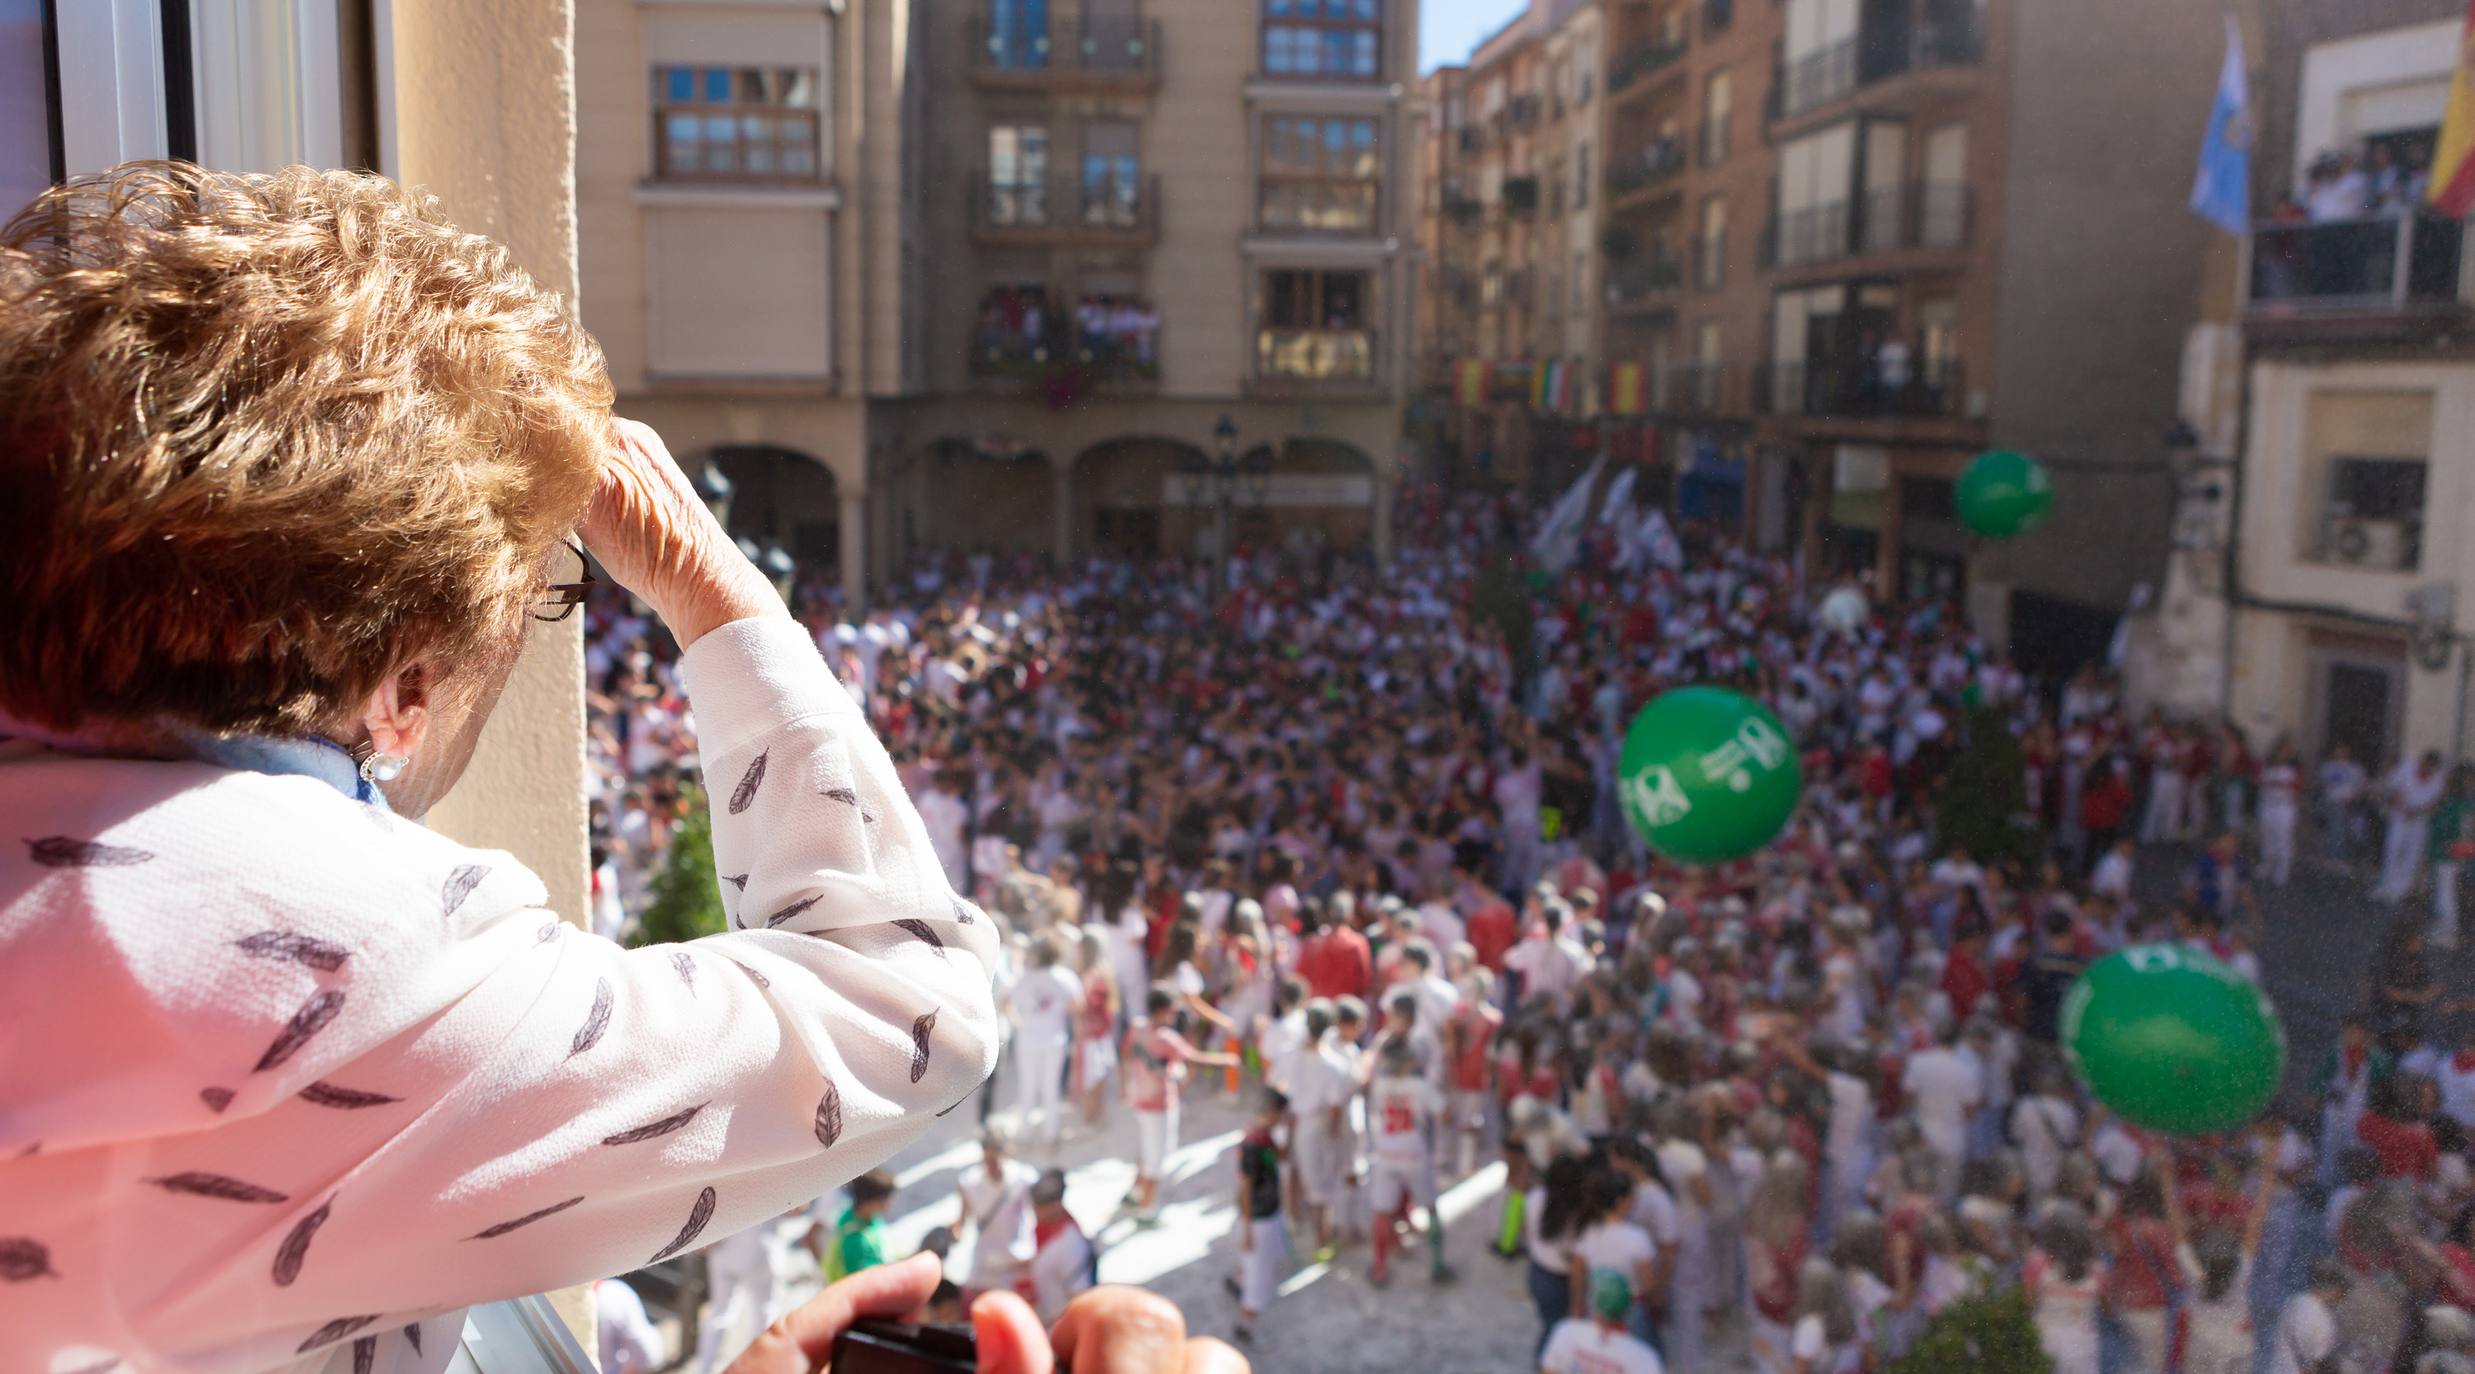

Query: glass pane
left=990, top=127, right=1019, bottom=182
left=666, top=112, right=701, bottom=144
left=704, top=114, right=736, bottom=143
left=783, top=144, right=817, bottom=176
left=1353, top=30, right=1377, bottom=75
left=784, top=70, right=817, bottom=108
left=660, top=67, right=693, bottom=103
left=702, top=67, right=730, bottom=102
left=746, top=143, right=776, bottom=174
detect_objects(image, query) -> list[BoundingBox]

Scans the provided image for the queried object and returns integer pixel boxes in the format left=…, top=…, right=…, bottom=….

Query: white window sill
left=633, top=180, right=843, bottom=211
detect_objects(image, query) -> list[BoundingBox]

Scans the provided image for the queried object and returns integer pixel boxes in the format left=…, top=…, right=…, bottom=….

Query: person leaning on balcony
left=0, top=162, right=1243, bottom=1374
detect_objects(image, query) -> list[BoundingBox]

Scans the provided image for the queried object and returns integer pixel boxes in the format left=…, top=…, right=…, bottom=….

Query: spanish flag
left=1453, top=358, right=1489, bottom=406
left=1610, top=361, right=1647, bottom=416
left=2434, top=0, right=2475, bottom=216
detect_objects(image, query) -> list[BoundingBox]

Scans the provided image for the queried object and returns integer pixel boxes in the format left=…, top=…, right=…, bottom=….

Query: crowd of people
left=583, top=481, right=2475, bottom=1374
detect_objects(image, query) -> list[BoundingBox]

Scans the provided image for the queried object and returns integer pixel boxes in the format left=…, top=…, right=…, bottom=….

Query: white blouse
left=0, top=617, right=1003, bottom=1373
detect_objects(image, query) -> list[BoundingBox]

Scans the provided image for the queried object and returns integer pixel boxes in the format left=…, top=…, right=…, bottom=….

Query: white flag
left=1530, top=456, right=1606, bottom=574
left=1598, top=467, right=1639, bottom=524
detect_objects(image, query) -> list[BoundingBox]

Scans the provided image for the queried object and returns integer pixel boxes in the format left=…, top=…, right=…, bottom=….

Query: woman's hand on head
left=582, top=418, right=785, bottom=649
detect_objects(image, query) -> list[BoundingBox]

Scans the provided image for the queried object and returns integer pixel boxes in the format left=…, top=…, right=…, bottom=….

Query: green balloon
left=1955, top=449, right=2054, bottom=540
left=1617, top=687, right=1802, bottom=865
left=2061, top=944, right=2285, bottom=1137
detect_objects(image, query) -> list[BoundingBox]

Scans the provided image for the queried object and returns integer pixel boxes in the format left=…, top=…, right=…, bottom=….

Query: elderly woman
left=0, top=164, right=1235, bottom=1374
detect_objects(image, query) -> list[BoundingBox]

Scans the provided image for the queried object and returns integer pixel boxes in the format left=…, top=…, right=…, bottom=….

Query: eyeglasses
left=533, top=540, right=598, bottom=622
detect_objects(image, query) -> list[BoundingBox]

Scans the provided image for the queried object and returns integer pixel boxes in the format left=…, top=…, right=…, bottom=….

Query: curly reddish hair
left=0, top=161, right=613, bottom=737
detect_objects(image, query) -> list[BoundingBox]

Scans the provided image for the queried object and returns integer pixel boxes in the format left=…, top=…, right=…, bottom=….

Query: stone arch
left=710, top=444, right=839, bottom=570
left=898, top=437, right=1059, bottom=561
left=1071, top=435, right=1207, bottom=559
left=1237, top=436, right=1379, bottom=554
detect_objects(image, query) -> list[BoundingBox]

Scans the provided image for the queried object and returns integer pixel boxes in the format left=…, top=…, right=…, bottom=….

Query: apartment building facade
left=578, top=0, right=1421, bottom=606
left=1418, top=0, right=2223, bottom=668
left=2134, top=0, right=2472, bottom=768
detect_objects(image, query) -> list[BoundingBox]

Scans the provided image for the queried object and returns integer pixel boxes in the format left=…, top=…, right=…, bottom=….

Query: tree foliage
left=630, top=790, right=728, bottom=948
left=1887, top=1286, right=2053, bottom=1374
left=1934, top=705, right=2043, bottom=869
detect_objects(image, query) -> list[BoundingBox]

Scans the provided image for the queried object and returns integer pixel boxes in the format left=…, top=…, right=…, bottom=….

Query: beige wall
left=396, top=0, right=591, bottom=935
left=2223, top=358, right=2475, bottom=762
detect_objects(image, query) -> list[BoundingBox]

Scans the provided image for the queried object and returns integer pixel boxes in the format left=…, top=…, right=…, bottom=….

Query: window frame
left=1257, top=112, right=1382, bottom=234
left=1259, top=0, right=1384, bottom=82
left=649, top=64, right=824, bottom=185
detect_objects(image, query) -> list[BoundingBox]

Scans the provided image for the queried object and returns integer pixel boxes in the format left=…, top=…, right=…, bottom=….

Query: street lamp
left=1185, top=415, right=1271, bottom=593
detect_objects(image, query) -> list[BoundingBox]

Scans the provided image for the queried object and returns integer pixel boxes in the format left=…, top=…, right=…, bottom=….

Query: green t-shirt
left=2433, top=795, right=2474, bottom=865
left=824, top=1205, right=886, bottom=1282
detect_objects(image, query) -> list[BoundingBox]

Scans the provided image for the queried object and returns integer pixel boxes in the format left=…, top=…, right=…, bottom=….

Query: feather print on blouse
left=440, top=864, right=490, bottom=917
left=147, top=1172, right=288, bottom=1204
left=25, top=836, right=153, bottom=868
left=647, top=1187, right=717, bottom=1263
left=199, top=1087, right=236, bottom=1113
left=467, top=1195, right=587, bottom=1240
left=600, top=1102, right=707, bottom=1146
left=298, top=1081, right=400, bottom=1109
left=271, top=1197, right=334, bottom=1286
left=253, top=990, right=346, bottom=1073
left=0, top=1236, right=58, bottom=1280
left=814, top=1079, right=844, bottom=1148
left=909, top=1010, right=938, bottom=1083
left=294, top=1315, right=379, bottom=1354
left=232, top=930, right=350, bottom=972
left=352, top=1336, right=377, bottom=1374
left=765, top=894, right=823, bottom=929
left=571, top=978, right=614, bottom=1056
left=892, top=918, right=946, bottom=956
left=729, top=751, right=768, bottom=814
left=670, top=951, right=698, bottom=993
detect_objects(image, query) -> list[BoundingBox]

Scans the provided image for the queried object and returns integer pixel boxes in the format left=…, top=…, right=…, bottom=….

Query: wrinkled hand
left=581, top=418, right=784, bottom=649
left=1050, top=1288, right=1249, bottom=1374
left=721, top=1252, right=1052, bottom=1374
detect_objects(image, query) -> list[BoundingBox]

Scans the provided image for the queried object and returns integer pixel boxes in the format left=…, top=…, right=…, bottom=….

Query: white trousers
left=1012, top=1035, right=1068, bottom=1145
left=2378, top=814, right=2424, bottom=902
left=2259, top=799, right=2297, bottom=886
left=2438, top=860, right=2464, bottom=947
left=2139, top=774, right=2185, bottom=845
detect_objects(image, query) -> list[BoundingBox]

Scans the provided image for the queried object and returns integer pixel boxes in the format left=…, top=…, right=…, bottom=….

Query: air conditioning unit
left=2324, top=516, right=2409, bottom=569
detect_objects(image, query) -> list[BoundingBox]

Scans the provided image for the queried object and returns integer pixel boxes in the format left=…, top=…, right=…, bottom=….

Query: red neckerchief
left=2454, top=1049, right=2475, bottom=1074
left=1035, top=1214, right=1079, bottom=1250
left=2343, top=1044, right=2369, bottom=1076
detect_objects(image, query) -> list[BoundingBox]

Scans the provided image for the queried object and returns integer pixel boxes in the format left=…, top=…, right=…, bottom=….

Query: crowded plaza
left=569, top=472, right=2475, bottom=1374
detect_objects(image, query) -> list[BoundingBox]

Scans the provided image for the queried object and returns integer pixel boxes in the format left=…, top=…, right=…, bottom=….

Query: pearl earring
left=359, top=751, right=410, bottom=784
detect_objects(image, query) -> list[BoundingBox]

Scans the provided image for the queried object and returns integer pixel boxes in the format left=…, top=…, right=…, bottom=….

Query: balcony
left=1754, top=356, right=1967, bottom=421
left=967, top=15, right=1161, bottom=93
left=1608, top=39, right=1688, bottom=98
left=971, top=304, right=1162, bottom=388
left=1606, top=140, right=1688, bottom=204
left=1763, top=182, right=1970, bottom=269
left=2245, top=212, right=2469, bottom=343
left=1252, top=327, right=1384, bottom=396
left=1776, top=0, right=1983, bottom=125
left=1606, top=255, right=1684, bottom=312
left=970, top=170, right=1161, bottom=248
left=1667, top=361, right=1723, bottom=414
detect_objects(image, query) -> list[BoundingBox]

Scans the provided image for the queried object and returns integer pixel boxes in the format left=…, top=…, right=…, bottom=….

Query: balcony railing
left=1699, top=114, right=1731, bottom=167
left=1692, top=231, right=1725, bottom=290
left=2247, top=212, right=2469, bottom=315
left=973, top=310, right=1161, bottom=383
left=1778, top=0, right=1983, bottom=120
left=1668, top=361, right=1722, bottom=414
left=1255, top=328, right=1379, bottom=387
left=1607, top=140, right=1687, bottom=198
left=1754, top=356, right=1966, bottom=419
left=1609, top=39, right=1688, bottom=93
left=968, top=15, right=1161, bottom=84
left=1606, top=255, right=1684, bottom=307
left=1767, top=182, right=1970, bottom=266
left=970, top=170, right=1161, bottom=242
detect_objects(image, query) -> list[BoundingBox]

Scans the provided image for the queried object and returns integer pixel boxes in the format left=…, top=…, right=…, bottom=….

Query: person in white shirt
left=1006, top=933, right=1083, bottom=1148
left=1540, top=1271, right=1666, bottom=1374
left=1902, top=1021, right=1983, bottom=1201
left=1287, top=1002, right=1354, bottom=1255
left=2320, top=744, right=2369, bottom=863
left=915, top=769, right=972, bottom=892
left=2376, top=751, right=2445, bottom=904
left=2265, top=1259, right=2348, bottom=1374
left=1366, top=1038, right=1451, bottom=1285
left=2008, top=1066, right=2082, bottom=1208
left=2257, top=744, right=2303, bottom=887
left=1023, top=1169, right=1095, bottom=1325
left=596, top=1276, right=668, bottom=1374
left=1505, top=900, right=1593, bottom=1014
left=955, top=1133, right=1038, bottom=1299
